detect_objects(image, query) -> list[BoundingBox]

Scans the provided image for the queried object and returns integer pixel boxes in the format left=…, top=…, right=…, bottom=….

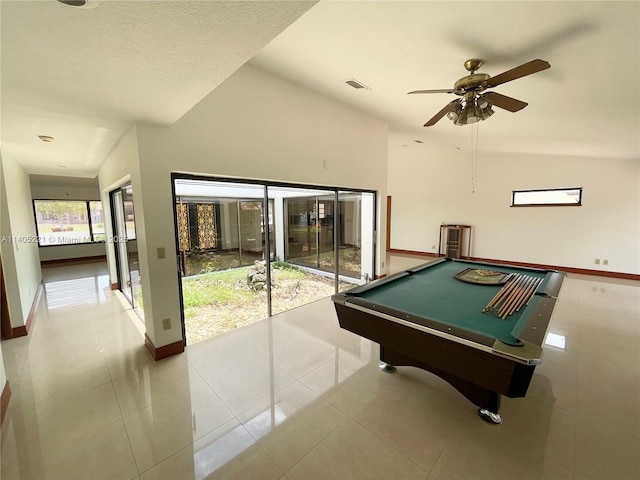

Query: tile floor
left=1, top=255, right=639, bottom=479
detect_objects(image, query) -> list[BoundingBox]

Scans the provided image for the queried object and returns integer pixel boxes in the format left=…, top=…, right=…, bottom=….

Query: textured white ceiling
left=1, top=1, right=638, bottom=181
left=0, top=0, right=316, bottom=177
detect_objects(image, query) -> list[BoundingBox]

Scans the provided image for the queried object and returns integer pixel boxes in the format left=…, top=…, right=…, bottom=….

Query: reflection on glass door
left=110, top=184, right=144, bottom=321
left=336, top=191, right=375, bottom=290
left=122, top=185, right=142, bottom=319
left=285, top=194, right=336, bottom=274
left=111, top=190, right=131, bottom=302
left=271, top=186, right=340, bottom=316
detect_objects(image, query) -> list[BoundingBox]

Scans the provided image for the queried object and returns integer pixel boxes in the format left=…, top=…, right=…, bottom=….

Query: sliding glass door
left=110, top=184, right=143, bottom=321
left=173, top=175, right=376, bottom=344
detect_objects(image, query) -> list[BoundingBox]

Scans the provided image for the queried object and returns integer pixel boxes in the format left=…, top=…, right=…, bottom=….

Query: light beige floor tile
left=42, top=419, right=138, bottom=480
left=576, top=353, right=640, bottom=436
left=201, top=356, right=297, bottom=416
left=430, top=433, right=568, bottom=480
left=16, top=358, right=112, bottom=412
left=103, top=344, right=156, bottom=380
left=123, top=381, right=235, bottom=472
left=300, top=351, right=387, bottom=415
left=351, top=381, right=464, bottom=472
left=239, top=381, right=347, bottom=472
left=1, top=354, right=26, bottom=385
left=285, top=419, right=427, bottom=480
left=140, top=419, right=283, bottom=480
left=1, top=415, right=48, bottom=480
left=271, top=337, right=336, bottom=379
left=578, top=323, right=640, bottom=367
left=113, top=359, right=203, bottom=416
left=575, top=422, right=640, bottom=480
left=187, top=334, right=262, bottom=374
left=15, top=382, right=122, bottom=452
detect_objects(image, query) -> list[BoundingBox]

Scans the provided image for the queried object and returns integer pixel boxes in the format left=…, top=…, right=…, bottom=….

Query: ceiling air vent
left=344, top=79, right=370, bottom=90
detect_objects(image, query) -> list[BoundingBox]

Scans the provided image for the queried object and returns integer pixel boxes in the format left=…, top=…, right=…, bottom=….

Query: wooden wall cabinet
left=438, top=224, right=472, bottom=259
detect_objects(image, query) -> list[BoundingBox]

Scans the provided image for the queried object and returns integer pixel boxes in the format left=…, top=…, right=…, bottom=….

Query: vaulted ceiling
left=1, top=1, right=638, bottom=180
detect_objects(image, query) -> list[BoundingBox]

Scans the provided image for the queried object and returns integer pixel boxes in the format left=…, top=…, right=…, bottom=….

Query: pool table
left=332, top=258, right=565, bottom=424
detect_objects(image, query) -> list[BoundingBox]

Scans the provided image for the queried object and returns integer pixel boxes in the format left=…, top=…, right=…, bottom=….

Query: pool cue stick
left=482, top=274, right=520, bottom=312
left=502, top=275, right=540, bottom=318
left=500, top=275, right=537, bottom=318
left=504, top=278, right=539, bottom=318
left=499, top=280, right=533, bottom=320
left=482, top=273, right=517, bottom=312
left=491, top=274, right=526, bottom=315
left=498, top=275, right=535, bottom=318
left=488, top=274, right=527, bottom=314
left=514, top=277, right=543, bottom=312
left=482, top=276, right=518, bottom=312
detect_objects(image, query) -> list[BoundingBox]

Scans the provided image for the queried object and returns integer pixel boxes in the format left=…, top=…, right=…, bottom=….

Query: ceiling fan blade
left=484, top=59, right=550, bottom=88
left=482, top=92, right=528, bottom=112
left=408, top=89, right=456, bottom=95
left=424, top=99, right=460, bottom=127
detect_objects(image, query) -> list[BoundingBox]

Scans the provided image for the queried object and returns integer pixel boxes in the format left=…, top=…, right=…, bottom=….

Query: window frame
left=32, top=199, right=105, bottom=246
left=511, top=187, right=583, bottom=207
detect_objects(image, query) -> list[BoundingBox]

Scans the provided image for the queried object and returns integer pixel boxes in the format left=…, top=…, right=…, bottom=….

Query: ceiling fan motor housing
left=454, top=73, right=490, bottom=93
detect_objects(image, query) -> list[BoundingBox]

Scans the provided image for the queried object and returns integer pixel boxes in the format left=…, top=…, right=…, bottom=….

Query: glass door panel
left=110, top=184, right=144, bottom=321
left=239, top=200, right=265, bottom=266
left=122, top=185, right=143, bottom=320
left=337, top=191, right=375, bottom=290
left=111, top=190, right=132, bottom=303
left=271, top=186, right=336, bottom=315
left=316, top=195, right=336, bottom=274
left=173, top=179, right=268, bottom=344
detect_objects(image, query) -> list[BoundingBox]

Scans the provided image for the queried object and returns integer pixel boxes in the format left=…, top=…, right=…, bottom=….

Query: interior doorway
left=109, top=184, right=143, bottom=321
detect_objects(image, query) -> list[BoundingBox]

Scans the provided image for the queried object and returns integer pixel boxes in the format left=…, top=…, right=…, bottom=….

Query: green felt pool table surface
left=341, top=258, right=563, bottom=347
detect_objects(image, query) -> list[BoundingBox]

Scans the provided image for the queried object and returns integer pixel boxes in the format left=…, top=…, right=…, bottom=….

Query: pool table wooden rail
left=333, top=299, right=540, bottom=404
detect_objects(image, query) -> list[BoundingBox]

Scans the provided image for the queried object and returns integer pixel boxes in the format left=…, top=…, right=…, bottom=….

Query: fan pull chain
left=471, top=122, right=479, bottom=193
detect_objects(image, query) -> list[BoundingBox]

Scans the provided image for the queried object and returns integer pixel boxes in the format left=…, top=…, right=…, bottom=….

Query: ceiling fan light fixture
left=479, top=104, right=495, bottom=121
left=446, top=100, right=463, bottom=121
left=454, top=106, right=470, bottom=126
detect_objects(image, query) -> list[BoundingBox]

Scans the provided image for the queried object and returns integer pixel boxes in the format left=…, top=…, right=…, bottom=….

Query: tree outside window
left=34, top=200, right=104, bottom=245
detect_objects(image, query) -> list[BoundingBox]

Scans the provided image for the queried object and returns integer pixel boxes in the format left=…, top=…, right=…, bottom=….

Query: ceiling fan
left=408, top=59, right=550, bottom=127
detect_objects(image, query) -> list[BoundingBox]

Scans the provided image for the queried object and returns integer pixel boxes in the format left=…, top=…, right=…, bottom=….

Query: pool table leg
left=478, top=408, right=503, bottom=425
left=378, top=362, right=397, bottom=373
left=380, top=346, right=504, bottom=425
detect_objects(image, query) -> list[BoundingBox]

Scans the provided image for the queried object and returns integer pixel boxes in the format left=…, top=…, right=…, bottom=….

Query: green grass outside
left=181, top=263, right=344, bottom=344
left=181, top=265, right=306, bottom=314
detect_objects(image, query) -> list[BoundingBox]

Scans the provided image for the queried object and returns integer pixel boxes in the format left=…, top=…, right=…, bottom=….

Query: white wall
left=0, top=151, right=42, bottom=327
left=131, top=63, right=388, bottom=348
left=388, top=136, right=640, bottom=275
left=31, top=185, right=99, bottom=201
left=98, top=124, right=141, bottom=290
